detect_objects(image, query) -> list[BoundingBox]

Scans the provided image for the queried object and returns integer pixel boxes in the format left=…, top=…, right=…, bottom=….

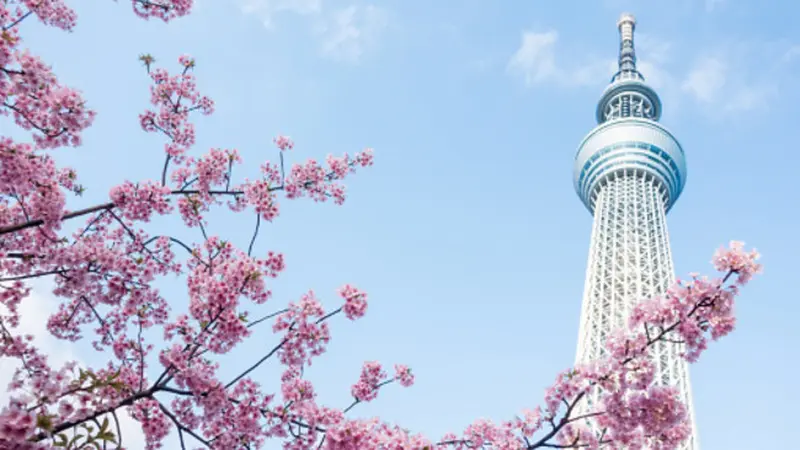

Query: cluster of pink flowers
left=0, top=0, right=94, bottom=267
left=109, top=180, right=173, bottom=221
left=431, top=241, right=760, bottom=449
left=274, top=135, right=294, bottom=151
left=1, top=49, right=94, bottom=150
left=339, top=284, right=368, bottom=320
left=193, top=148, right=240, bottom=196
left=139, top=63, right=211, bottom=164
left=0, top=404, right=35, bottom=443
left=351, top=361, right=387, bottom=402
left=243, top=178, right=280, bottom=221
left=713, top=240, right=761, bottom=284
left=0, top=138, right=73, bottom=235
left=285, top=148, right=374, bottom=205
left=394, top=364, right=415, bottom=387
left=323, top=419, right=433, bottom=450
left=314, top=241, right=758, bottom=450
left=273, top=291, right=333, bottom=367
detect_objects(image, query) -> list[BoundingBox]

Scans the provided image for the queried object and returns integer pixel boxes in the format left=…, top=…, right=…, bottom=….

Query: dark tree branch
left=247, top=214, right=260, bottom=257
left=0, top=202, right=115, bottom=236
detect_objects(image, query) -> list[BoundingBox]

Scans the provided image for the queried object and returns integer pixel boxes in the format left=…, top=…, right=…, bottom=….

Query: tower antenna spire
left=612, top=13, right=643, bottom=82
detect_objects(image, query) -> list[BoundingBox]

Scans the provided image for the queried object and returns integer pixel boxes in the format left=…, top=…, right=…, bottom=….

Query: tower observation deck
left=572, top=13, right=698, bottom=449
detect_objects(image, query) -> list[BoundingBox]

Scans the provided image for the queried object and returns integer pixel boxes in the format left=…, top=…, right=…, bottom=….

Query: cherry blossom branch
left=0, top=269, right=66, bottom=282
left=2, top=10, right=33, bottom=31
left=32, top=387, right=155, bottom=441
left=0, top=160, right=362, bottom=238
left=343, top=378, right=395, bottom=413
left=79, top=294, right=116, bottom=346
left=156, top=401, right=213, bottom=448
left=247, top=214, right=261, bottom=257
left=245, top=308, right=289, bottom=329
left=526, top=392, right=587, bottom=449
left=0, top=201, right=114, bottom=236
left=161, top=154, right=172, bottom=186
left=3, top=101, right=70, bottom=138
left=153, top=306, right=231, bottom=387
left=223, top=339, right=288, bottom=389
left=110, top=410, right=123, bottom=450
left=432, top=267, right=747, bottom=449
left=184, top=307, right=291, bottom=362
left=222, top=298, right=345, bottom=393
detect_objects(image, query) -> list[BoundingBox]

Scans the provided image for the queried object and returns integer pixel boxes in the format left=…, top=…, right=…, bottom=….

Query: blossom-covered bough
left=0, top=1, right=762, bottom=449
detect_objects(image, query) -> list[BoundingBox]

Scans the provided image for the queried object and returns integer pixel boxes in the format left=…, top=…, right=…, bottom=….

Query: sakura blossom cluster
left=284, top=149, right=375, bottom=205
left=138, top=56, right=213, bottom=165
left=0, top=1, right=94, bottom=255
left=274, top=135, right=294, bottom=151
left=428, top=241, right=761, bottom=449
left=0, top=2, right=410, bottom=447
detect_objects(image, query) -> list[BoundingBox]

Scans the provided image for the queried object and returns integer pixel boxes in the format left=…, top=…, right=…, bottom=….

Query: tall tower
left=572, top=14, right=698, bottom=449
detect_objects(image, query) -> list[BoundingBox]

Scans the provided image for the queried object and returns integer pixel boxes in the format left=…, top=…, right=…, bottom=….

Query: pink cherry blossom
left=394, top=364, right=415, bottom=387
left=351, top=361, right=387, bottom=402
left=339, top=284, right=368, bottom=320
left=274, top=135, right=294, bottom=151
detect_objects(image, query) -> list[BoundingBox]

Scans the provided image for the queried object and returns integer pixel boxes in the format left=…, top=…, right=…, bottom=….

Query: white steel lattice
left=573, top=171, right=698, bottom=450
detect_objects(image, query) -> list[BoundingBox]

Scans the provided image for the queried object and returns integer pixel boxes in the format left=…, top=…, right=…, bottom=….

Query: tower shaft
left=574, top=172, right=698, bottom=449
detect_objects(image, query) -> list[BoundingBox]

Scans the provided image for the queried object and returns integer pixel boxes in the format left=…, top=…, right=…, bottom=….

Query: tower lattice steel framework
left=572, top=13, right=698, bottom=449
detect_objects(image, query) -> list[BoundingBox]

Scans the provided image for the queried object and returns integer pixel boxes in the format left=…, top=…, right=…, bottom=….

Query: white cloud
left=636, top=33, right=672, bottom=66
left=506, top=26, right=784, bottom=117
left=317, top=5, right=388, bottom=63
left=238, top=1, right=388, bottom=63
left=723, top=85, right=775, bottom=113
left=782, top=45, right=800, bottom=63
left=239, top=0, right=323, bottom=28
left=507, top=30, right=615, bottom=88
left=634, top=34, right=676, bottom=92
left=682, top=58, right=727, bottom=102
left=571, top=58, right=618, bottom=86
left=0, top=291, right=78, bottom=396
left=637, top=60, right=671, bottom=91
left=0, top=288, right=145, bottom=448
left=680, top=56, right=775, bottom=113
left=705, top=0, right=725, bottom=12
left=507, top=30, right=558, bottom=85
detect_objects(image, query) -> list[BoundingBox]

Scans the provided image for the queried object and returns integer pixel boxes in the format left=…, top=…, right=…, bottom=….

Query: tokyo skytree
left=572, top=14, right=698, bottom=449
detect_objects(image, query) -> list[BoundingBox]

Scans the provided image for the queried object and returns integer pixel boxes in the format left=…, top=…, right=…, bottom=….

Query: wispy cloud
left=239, top=0, right=323, bottom=28
left=722, top=85, right=777, bottom=113
left=238, top=1, right=388, bottom=63
left=782, top=45, right=800, bottom=63
left=508, top=21, right=788, bottom=117
left=317, top=5, right=388, bottom=63
left=682, top=58, right=727, bottom=102
left=635, top=33, right=678, bottom=91
left=705, top=0, right=725, bottom=12
left=681, top=55, right=777, bottom=113
left=637, top=31, right=794, bottom=116
left=507, top=31, right=558, bottom=85
left=507, top=30, right=615, bottom=88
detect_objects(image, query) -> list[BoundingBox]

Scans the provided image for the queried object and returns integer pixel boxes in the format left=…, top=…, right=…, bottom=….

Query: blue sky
left=5, top=0, right=800, bottom=448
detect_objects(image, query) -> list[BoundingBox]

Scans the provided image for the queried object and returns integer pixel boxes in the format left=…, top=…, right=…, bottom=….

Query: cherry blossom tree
left=0, top=1, right=762, bottom=449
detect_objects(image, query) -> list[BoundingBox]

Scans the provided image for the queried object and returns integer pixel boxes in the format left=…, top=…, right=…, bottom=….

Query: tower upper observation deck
left=573, top=13, right=687, bottom=214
